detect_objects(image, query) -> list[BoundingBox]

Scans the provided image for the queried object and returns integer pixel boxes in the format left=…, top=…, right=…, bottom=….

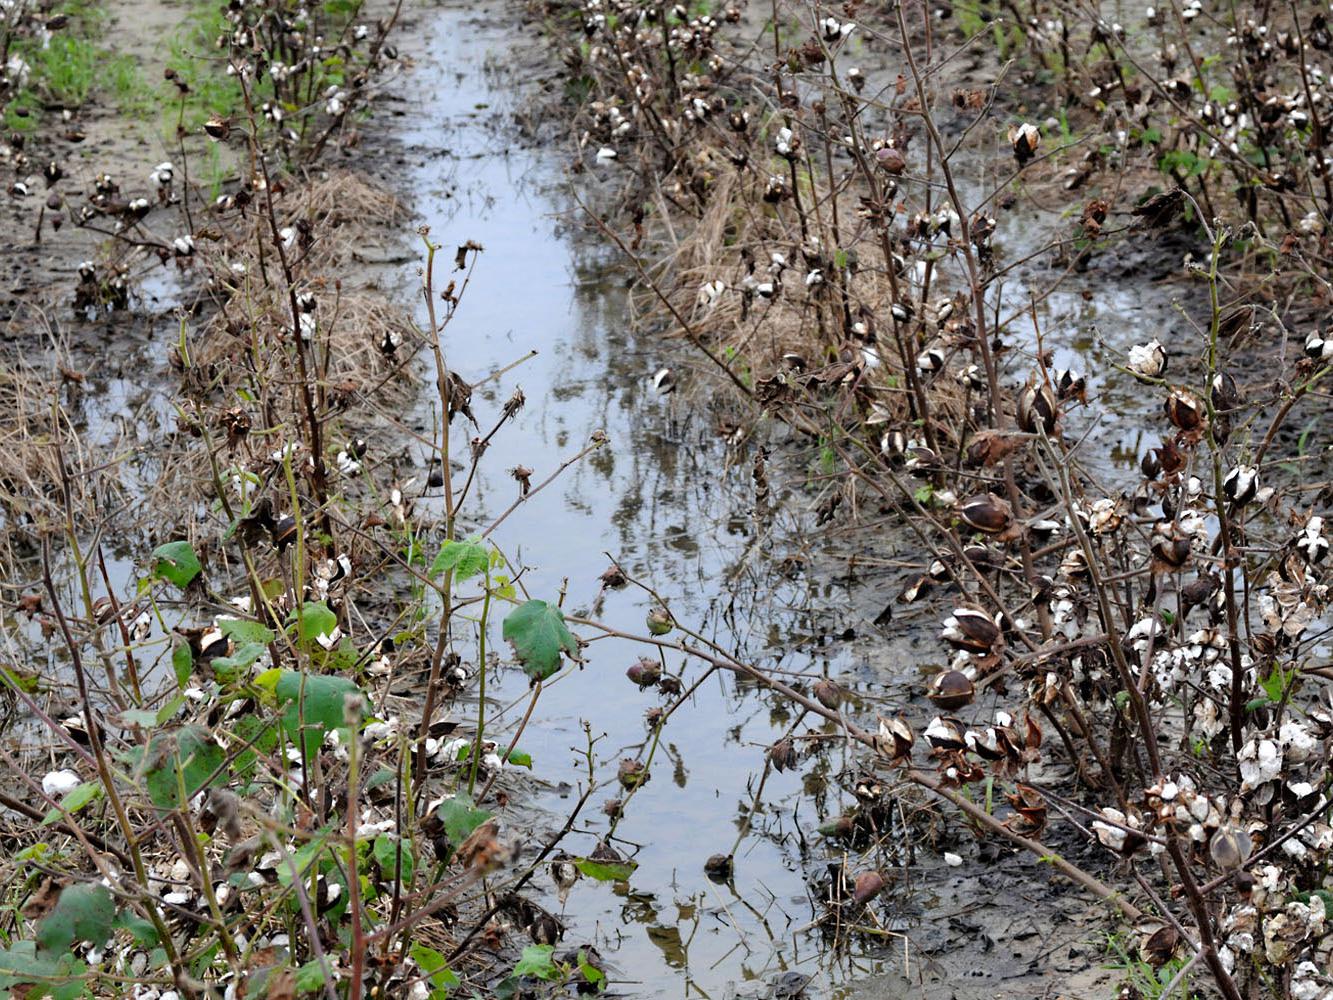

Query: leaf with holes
left=150, top=541, right=201, bottom=589
left=502, top=600, right=579, bottom=681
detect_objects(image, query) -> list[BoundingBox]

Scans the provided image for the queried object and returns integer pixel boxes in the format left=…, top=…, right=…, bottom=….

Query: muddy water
left=396, top=4, right=881, bottom=996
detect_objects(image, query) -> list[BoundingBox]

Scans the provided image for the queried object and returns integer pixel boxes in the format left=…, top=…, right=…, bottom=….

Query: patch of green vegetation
left=162, top=4, right=245, bottom=130
left=1105, top=931, right=1194, bottom=999
left=4, top=6, right=155, bottom=123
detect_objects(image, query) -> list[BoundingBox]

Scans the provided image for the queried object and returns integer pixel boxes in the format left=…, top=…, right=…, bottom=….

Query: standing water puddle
left=395, top=3, right=877, bottom=995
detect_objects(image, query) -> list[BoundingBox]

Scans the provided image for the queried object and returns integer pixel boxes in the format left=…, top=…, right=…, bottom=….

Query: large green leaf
left=428, top=536, right=489, bottom=581
left=410, top=942, right=459, bottom=998
left=0, top=942, right=87, bottom=1000
left=287, top=601, right=338, bottom=646
left=150, top=541, right=202, bottom=589
left=35, top=883, right=115, bottom=953
left=373, top=834, right=415, bottom=886
left=433, top=794, right=492, bottom=845
left=502, top=600, right=579, bottom=681
left=274, top=670, right=364, bottom=756
left=219, top=618, right=276, bottom=646
left=513, top=944, right=559, bottom=980
left=140, top=726, right=226, bottom=810
left=208, top=642, right=265, bottom=680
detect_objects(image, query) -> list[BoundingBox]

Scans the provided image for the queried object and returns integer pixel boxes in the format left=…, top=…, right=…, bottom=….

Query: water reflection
left=399, top=5, right=874, bottom=994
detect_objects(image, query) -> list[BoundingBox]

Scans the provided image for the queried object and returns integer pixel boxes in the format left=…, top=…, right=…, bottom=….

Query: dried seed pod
left=1150, top=523, right=1192, bottom=570
left=1139, top=925, right=1181, bottom=968
left=1306, top=331, right=1333, bottom=362
left=875, top=146, right=906, bottom=175
left=812, top=678, right=843, bottom=710
left=1164, top=389, right=1203, bottom=431
left=550, top=856, right=579, bottom=895
left=203, top=115, right=231, bottom=141
left=923, top=715, right=967, bottom=751
left=626, top=658, right=661, bottom=688
left=959, top=494, right=1013, bottom=535
left=1017, top=380, right=1058, bottom=435
left=916, top=347, right=945, bottom=374
left=1028, top=518, right=1060, bottom=542
left=1222, top=465, right=1259, bottom=506
left=941, top=608, right=1001, bottom=653
left=852, top=870, right=886, bottom=904
left=704, top=854, right=734, bottom=881
left=1054, top=368, right=1086, bottom=402
left=875, top=715, right=915, bottom=759
left=1210, top=370, right=1242, bottom=411
left=1127, top=339, right=1168, bottom=379
left=928, top=670, right=975, bottom=711
left=1209, top=824, right=1252, bottom=870
left=1008, top=122, right=1040, bottom=164
left=1140, top=448, right=1161, bottom=480
left=617, top=759, right=649, bottom=790
left=768, top=738, right=797, bottom=772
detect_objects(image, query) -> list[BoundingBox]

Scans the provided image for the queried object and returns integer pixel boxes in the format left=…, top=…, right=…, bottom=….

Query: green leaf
left=288, top=601, right=338, bottom=646
left=513, top=944, right=559, bottom=980
left=502, top=600, right=579, bottom=681
left=113, top=910, right=159, bottom=947
left=120, top=709, right=159, bottom=728
left=35, top=882, right=115, bottom=953
left=373, top=834, right=415, bottom=886
left=577, top=949, right=606, bottom=991
left=0, top=942, right=87, bottom=999
left=156, top=695, right=186, bottom=726
left=506, top=749, right=533, bottom=769
left=274, top=670, right=364, bottom=756
left=275, top=827, right=335, bottom=887
left=573, top=857, right=637, bottom=882
left=150, top=541, right=202, bottom=589
left=41, top=781, right=102, bottom=826
left=209, top=642, right=266, bottom=680
left=410, top=942, right=459, bottom=997
left=219, top=618, right=276, bottom=646
left=429, top=536, right=489, bottom=582
left=433, top=795, right=492, bottom=846
left=139, top=726, right=226, bottom=810
left=172, top=641, right=193, bottom=688
left=296, top=959, right=335, bottom=993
